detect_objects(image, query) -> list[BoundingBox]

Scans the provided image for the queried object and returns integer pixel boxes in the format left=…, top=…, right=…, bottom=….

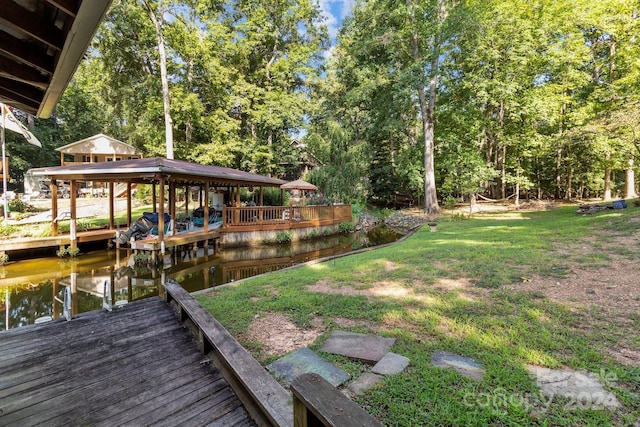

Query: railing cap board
left=291, top=373, right=383, bottom=427
left=162, top=280, right=293, bottom=427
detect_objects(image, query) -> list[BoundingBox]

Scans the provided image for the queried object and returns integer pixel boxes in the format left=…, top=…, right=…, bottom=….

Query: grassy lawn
left=196, top=205, right=640, bottom=426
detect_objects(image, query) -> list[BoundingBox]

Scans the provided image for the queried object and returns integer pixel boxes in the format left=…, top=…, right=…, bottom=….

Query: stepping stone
left=527, top=366, right=621, bottom=409
left=266, top=347, right=350, bottom=387
left=372, top=352, right=410, bottom=376
left=431, top=350, right=485, bottom=380
left=347, top=373, right=384, bottom=396
left=319, top=331, right=396, bottom=363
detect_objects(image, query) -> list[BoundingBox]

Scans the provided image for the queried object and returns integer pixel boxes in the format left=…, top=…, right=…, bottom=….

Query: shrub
left=338, top=221, right=355, bottom=233
left=9, top=198, right=33, bottom=213
left=276, top=231, right=292, bottom=243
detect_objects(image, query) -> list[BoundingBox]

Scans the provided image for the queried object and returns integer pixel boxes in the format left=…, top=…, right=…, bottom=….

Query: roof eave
left=37, top=1, right=113, bottom=119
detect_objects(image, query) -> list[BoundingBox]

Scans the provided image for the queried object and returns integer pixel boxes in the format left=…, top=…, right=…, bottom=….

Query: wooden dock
left=0, top=228, right=117, bottom=254
left=0, top=296, right=260, bottom=426
left=0, top=278, right=384, bottom=427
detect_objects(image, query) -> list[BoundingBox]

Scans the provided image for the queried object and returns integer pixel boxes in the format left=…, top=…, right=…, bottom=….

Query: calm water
left=1, top=226, right=402, bottom=330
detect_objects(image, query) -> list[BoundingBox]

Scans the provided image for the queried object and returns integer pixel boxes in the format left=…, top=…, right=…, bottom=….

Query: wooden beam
left=0, top=1, right=66, bottom=51
left=45, top=0, right=80, bottom=18
left=0, top=82, right=42, bottom=111
left=0, top=30, right=56, bottom=75
left=0, top=58, right=50, bottom=90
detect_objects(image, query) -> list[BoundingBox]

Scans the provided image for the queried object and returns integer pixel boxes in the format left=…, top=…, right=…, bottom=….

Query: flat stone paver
left=431, top=350, right=485, bottom=380
left=527, top=366, right=621, bottom=409
left=372, top=352, right=410, bottom=375
left=347, top=373, right=384, bottom=396
left=319, top=331, right=396, bottom=363
left=266, top=347, right=350, bottom=387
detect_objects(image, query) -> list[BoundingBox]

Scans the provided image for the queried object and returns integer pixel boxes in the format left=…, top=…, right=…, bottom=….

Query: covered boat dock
left=9, top=157, right=351, bottom=261
left=28, top=157, right=287, bottom=257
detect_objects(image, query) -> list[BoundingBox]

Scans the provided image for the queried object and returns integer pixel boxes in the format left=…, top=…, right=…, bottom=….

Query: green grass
left=196, top=205, right=640, bottom=426
left=1, top=205, right=155, bottom=238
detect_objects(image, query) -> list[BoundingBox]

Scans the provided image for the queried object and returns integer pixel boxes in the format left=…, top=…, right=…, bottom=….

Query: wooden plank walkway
left=0, top=229, right=118, bottom=253
left=0, top=297, right=256, bottom=427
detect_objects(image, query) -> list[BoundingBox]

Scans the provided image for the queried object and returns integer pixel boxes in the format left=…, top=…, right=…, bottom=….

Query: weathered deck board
left=0, top=297, right=256, bottom=426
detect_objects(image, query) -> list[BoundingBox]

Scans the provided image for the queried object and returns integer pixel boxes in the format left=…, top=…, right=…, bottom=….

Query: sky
left=318, top=0, right=354, bottom=41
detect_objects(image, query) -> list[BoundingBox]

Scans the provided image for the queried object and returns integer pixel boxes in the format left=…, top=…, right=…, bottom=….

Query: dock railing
left=162, top=280, right=293, bottom=427
left=222, top=204, right=352, bottom=230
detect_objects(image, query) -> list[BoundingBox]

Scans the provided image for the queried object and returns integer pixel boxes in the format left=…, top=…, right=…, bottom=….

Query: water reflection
left=1, top=226, right=402, bottom=330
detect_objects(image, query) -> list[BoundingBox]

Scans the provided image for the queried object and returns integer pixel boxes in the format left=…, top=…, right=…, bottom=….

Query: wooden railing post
left=291, top=373, right=383, bottom=427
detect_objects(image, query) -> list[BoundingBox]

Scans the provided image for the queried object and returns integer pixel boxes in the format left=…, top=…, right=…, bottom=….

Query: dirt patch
left=608, top=347, right=640, bottom=366
left=513, top=263, right=640, bottom=317
left=509, top=227, right=640, bottom=366
left=240, top=312, right=324, bottom=358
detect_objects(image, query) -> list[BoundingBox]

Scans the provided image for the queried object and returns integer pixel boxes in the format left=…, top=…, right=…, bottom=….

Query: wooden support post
left=108, top=182, right=115, bottom=229
left=185, top=185, right=189, bottom=218
left=204, top=181, right=209, bottom=233
left=152, top=182, right=157, bottom=213
left=69, top=180, right=77, bottom=252
left=169, top=180, right=176, bottom=235
left=70, top=269, right=78, bottom=316
left=290, top=373, right=383, bottom=427
left=52, top=278, right=59, bottom=319
left=259, top=186, right=264, bottom=221
left=158, top=176, right=165, bottom=242
left=235, top=184, right=240, bottom=224
left=51, top=180, right=58, bottom=236
left=126, top=182, right=132, bottom=227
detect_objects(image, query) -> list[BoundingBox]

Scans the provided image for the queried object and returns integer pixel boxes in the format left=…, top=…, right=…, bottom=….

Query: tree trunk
left=144, top=0, right=174, bottom=159
left=500, top=145, right=506, bottom=199
left=565, top=162, right=572, bottom=200
left=625, top=157, right=636, bottom=199
left=408, top=0, right=444, bottom=216
left=604, top=165, right=612, bottom=201
left=515, top=157, right=520, bottom=208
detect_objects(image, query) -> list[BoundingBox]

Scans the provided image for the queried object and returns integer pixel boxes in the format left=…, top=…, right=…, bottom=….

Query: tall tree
left=142, top=0, right=174, bottom=159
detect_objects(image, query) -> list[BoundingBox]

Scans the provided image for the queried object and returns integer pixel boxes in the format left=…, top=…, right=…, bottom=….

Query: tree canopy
left=6, top=0, right=640, bottom=208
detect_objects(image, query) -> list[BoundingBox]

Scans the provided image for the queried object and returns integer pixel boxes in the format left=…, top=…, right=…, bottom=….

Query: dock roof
left=32, top=157, right=288, bottom=188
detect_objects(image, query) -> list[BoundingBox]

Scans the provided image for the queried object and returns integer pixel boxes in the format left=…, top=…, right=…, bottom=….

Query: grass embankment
left=196, top=205, right=640, bottom=426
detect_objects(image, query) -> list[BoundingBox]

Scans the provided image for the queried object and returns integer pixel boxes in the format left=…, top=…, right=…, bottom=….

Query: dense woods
left=5, top=0, right=640, bottom=212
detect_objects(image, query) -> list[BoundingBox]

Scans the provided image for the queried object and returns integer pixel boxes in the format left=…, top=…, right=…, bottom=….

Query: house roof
left=55, top=133, right=138, bottom=155
left=0, top=0, right=112, bottom=118
left=32, top=157, right=288, bottom=188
